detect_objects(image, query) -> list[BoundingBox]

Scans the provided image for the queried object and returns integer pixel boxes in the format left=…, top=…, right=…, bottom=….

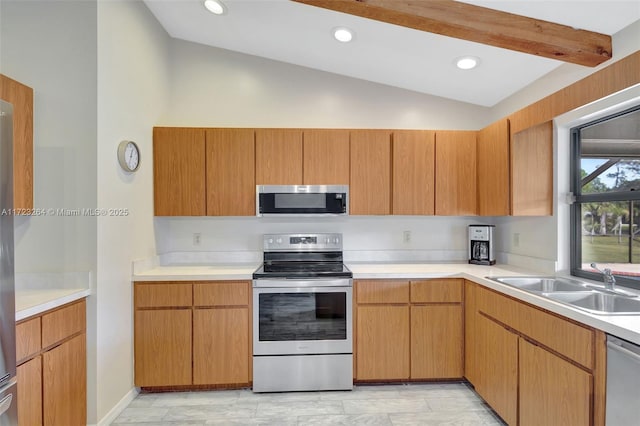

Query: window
left=571, top=106, right=640, bottom=288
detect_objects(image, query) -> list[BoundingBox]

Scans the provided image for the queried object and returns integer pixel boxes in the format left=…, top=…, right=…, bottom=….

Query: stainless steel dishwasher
left=606, top=335, right=640, bottom=425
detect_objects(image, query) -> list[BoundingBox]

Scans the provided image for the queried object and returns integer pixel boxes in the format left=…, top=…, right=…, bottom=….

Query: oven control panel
left=263, top=233, right=342, bottom=251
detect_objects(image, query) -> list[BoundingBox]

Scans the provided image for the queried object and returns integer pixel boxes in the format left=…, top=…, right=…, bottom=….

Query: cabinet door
left=18, top=356, right=42, bottom=426
left=350, top=130, right=391, bottom=215
left=475, top=314, right=518, bottom=426
left=153, top=127, right=206, bottom=216
left=42, top=334, right=86, bottom=426
left=356, top=305, right=409, bottom=380
left=477, top=119, right=510, bottom=216
left=392, top=130, right=435, bottom=215
left=435, top=131, right=477, bottom=215
left=511, top=121, right=553, bottom=216
left=0, top=74, right=33, bottom=210
left=206, top=129, right=255, bottom=216
left=303, top=129, right=350, bottom=185
left=193, top=308, right=249, bottom=385
left=134, top=309, right=192, bottom=386
left=410, top=305, right=463, bottom=379
left=255, top=129, right=303, bottom=184
left=519, top=338, right=591, bottom=426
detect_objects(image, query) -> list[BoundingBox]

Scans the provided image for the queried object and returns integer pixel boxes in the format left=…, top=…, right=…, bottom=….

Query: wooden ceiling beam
left=292, top=0, right=612, bottom=67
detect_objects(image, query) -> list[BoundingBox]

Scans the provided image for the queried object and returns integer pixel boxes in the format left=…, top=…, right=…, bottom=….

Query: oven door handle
left=253, top=279, right=352, bottom=288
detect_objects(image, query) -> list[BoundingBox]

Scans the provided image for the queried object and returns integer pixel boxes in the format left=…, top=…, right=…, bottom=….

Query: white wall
left=96, top=0, right=170, bottom=423
left=156, top=216, right=492, bottom=262
left=0, top=0, right=98, bottom=275
left=164, top=38, right=492, bottom=130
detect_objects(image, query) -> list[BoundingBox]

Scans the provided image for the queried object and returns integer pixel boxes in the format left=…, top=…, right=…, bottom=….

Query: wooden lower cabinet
left=134, top=281, right=251, bottom=388
left=410, top=305, right=462, bottom=379
left=355, top=279, right=464, bottom=381
left=475, top=314, right=518, bottom=426
left=16, top=299, right=87, bottom=426
left=17, top=356, right=42, bottom=426
left=519, top=338, right=591, bottom=426
left=356, top=305, right=410, bottom=380
left=193, top=308, right=249, bottom=385
left=134, top=309, right=192, bottom=387
left=465, top=281, right=604, bottom=426
left=43, top=334, right=86, bottom=426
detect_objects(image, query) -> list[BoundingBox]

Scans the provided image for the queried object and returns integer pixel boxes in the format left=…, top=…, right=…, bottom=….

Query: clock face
left=118, top=140, right=140, bottom=172
left=125, top=142, right=139, bottom=171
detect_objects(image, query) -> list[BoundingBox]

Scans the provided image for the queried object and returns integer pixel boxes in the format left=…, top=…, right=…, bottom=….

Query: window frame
left=570, top=104, right=640, bottom=289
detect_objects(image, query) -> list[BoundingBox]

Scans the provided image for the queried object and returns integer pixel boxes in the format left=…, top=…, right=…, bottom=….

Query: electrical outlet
left=513, top=233, right=520, bottom=248
left=403, top=230, right=411, bottom=243
left=193, top=233, right=202, bottom=246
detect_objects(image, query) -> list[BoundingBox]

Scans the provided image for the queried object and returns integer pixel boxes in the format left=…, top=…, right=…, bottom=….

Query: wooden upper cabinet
left=153, top=127, right=206, bottom=216
left=0, top=74, right=33, bottom=211
left=255, top=129, right=303, bottom=185
left=392, top=130, right=435, bottom=215
left=511, top=121, right=553, bottom=216
left=435, top=131, right=477, bottom=216
left=206, top=129, right=255, bottom=216
left=302, top=129, right=350, bottom=185
left=350, top=130, right=391, bottom=215
left=477, top=119, right=510, bottom=216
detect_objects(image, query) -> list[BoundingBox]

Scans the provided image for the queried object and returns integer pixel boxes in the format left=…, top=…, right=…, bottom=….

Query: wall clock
left=117, top=140, right=140, bottom=172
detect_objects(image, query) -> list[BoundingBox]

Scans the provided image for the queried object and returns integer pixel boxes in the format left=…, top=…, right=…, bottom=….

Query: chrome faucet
left=590, top=263, right=616, bottom=290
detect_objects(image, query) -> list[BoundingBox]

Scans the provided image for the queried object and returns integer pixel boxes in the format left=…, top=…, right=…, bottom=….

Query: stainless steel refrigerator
left=0, top=99, right=18, bottom=424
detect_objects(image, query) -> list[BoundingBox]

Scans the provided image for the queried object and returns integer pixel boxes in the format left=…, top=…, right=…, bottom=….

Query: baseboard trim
left=91, top=387, right=139, bottom=426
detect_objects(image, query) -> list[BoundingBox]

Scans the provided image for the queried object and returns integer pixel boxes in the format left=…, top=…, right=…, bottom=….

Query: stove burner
left=253, top=233, right=352, bottom=279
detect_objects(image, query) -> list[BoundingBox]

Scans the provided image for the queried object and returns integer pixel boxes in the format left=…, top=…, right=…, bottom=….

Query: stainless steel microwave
left=256, top=185, right=349, bottom=216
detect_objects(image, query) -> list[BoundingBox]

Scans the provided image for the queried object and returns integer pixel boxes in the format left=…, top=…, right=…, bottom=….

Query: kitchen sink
left=547, top=292, right=640, bottom=315
left=491, top=276, right=590, bottom=293
left=488, top=276, right=640, bottom=315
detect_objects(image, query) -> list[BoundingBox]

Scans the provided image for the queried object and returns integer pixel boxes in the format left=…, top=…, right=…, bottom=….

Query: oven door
left=253, top=279, right=352, bottom=356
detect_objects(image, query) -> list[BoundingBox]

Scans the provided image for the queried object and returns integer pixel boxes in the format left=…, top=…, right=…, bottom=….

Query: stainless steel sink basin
left=491, top=276, right=590, bottom=293
left=488, top=276, right=640, bottom=315
left=547, top=292, right=640, bottom=315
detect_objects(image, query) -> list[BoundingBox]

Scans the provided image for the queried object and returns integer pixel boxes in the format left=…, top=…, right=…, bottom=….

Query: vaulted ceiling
left=144, top=0, right=640, bottom=107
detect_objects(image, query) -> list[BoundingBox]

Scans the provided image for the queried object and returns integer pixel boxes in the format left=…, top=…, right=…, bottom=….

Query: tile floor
left=111, top=382, right=507, bottom=425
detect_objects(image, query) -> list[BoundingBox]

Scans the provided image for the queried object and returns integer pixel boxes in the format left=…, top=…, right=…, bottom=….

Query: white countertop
left=16, top=288, right=91, bottom=322
left=132, top=261, right=640, bottom=345
left=133, top=263, right=259, bottom=281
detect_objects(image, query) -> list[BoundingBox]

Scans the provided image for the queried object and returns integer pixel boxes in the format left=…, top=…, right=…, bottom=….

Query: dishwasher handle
left=607, top=336, right=640, bottom=362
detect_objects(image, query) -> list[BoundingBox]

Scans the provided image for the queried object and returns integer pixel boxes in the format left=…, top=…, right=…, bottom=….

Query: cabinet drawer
left=477, top=287, right=594, bottom=369
left=16, top=317, right=41, bottom=363
left=41, top=300, right=86, bottom=350
left=193, top=281, right=249, bottom=307
left=356, top=280, right=409, bottom=304
left=410, top=279, right=462, bottom=303
left=135, top=282, right=192, bottom=308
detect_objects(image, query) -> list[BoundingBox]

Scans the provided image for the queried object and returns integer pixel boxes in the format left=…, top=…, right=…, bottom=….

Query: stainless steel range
left=252, top=233, right=353, bottom=393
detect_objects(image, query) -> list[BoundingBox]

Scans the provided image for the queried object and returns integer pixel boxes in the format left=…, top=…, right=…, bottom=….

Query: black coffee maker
left=468, top=225, right=496, bottom=265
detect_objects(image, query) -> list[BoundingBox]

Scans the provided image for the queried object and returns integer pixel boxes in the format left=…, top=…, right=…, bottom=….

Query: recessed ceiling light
left=204, top=0, right=226, bottom=15
left=333, top=27, right=354, bottom=43
left=455, top=56, right=480, bottom=70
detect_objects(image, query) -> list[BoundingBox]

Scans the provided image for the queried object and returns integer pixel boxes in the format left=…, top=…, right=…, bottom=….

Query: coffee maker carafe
left=468, top=225, right=496, bottom=265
